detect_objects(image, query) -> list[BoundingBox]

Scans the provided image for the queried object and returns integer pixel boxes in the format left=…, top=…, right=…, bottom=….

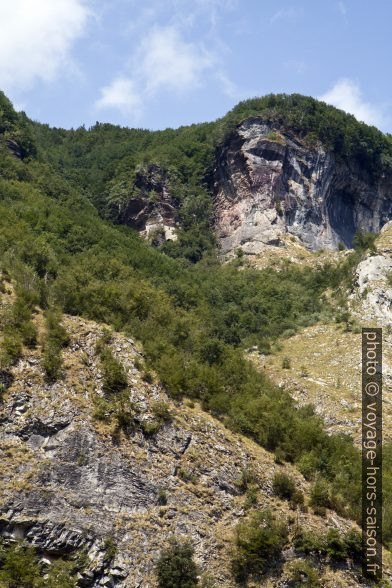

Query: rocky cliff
left=213, top=118, right=392, bottom=258
left=0, top=291, right=373, bottom=587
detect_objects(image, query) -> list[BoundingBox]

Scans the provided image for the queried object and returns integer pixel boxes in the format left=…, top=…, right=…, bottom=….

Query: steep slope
left=214, top=118, right=392, bottom=258
left=0, top=293, right=381, bottom=587
left=253, top=223, right=392, bottom=445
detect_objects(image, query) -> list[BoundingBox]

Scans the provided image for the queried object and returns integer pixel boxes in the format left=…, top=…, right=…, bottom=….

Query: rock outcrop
left=0, top=310, right=368, bottom=587
left=113, top=164, right=178, bottom=244
left=213, top=118, right=392, bottom=257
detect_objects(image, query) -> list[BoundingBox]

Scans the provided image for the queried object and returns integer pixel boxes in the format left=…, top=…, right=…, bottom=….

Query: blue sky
left=1, top=0, right=391, bottom=131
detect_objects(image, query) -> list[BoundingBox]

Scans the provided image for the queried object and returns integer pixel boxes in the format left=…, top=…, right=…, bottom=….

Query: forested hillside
left=0, top=89, right=391, bottom=585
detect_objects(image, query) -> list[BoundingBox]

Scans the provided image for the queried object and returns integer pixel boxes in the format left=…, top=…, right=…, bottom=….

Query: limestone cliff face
left=213, top=118, right=392, bottom=257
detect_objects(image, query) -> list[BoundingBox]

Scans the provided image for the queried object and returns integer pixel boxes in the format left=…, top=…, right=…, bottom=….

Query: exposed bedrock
left=213, top=118, right=392, bottom=257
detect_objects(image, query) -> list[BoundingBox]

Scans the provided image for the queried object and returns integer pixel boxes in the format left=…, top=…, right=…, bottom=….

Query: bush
left=289, top=490, right=305, bottom=510
left=310, top=479, right=330, bottom=509
left=0, top=540, right=77, bottom=587
left=272, top=472, right=296, bottom=501
left=353, top=231, right=377, bottom=252
left=231, top=509, right=288, bottom=582
left=235, top=467, right=256, bottom=494
left=19, top=320, right=38, bottom=348
left=42, top=310, right=69, bottom=382
left=293, top=530, right=323, bottom=556
left=282, top=356, right=291, bottom=369
left=98, top=345, right=128, bottom=396
left=344, top=528, right=362, bottom=562
left=0, top=333, right=22, bottom=368
left=294, top=527, right=362, bottom=564
left=155, top=539, right=199, bottom=588
left=286, top=560, right=321, bottom=586
left=43, top=341, right=63, bottom=382
left=151, top=400, right=172, bottom=424
left=0, top=541, right=41, bottom=587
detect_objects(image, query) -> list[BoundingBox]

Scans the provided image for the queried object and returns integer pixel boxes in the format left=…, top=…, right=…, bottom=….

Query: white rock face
left=353, top=254, right=392, bottom=323
left=214, top=118, right=392, bottom=258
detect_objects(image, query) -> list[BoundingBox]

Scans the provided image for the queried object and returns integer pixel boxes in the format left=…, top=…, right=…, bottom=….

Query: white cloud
left=0, top=0, right=90, bottom=92
left=95, top=25, right=215, bottom=116
left=138, top=26, right=214, bottom=95
left=95, top=77, right=142, bottom=116
left=319, top=79, right=385, bottom=128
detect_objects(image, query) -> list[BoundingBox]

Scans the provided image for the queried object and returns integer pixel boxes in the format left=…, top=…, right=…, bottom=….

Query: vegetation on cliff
left=0, top=89, right=392, bottom=574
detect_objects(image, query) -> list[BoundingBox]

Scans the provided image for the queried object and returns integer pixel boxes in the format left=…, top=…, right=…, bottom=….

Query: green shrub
left=294, top=527, right=362, bottom=564
left=19, top=320, right=38, bottom=348
left=293, top=530, right=323, bottom=556
left=344, top=528, right=362, bottom=562
left=157, top=489, right=168, bottom=506
left=103, top=535, right=117, bottom=561
left=272, top=472, right=296, bottom=500
left=286, top=560, right=321, bottom=586
left=310, top=479, right=330, bottom=509
left=43, top=341, right=63, bottom=382
left=151, top=400, right=172, bottom=424
left=155, top=539, right=199, bottom=588
left=235, top=467, right=256, bottom=494
left=98, top=346, right=128, bottom=396
left=0, top=541, right=41, bottom=587
left=42, top=310, right=69, bottom=382
left=0, top=333, right=22, bottom=368
left=231, top=509, right=288, bottom=582
left=282, top=356, right=291, bottom=369
left=177, top=468, right=198, bottom=484
left=0, top=540, right=77, bottom=587
left=353, top=231, right=377, bottom=252
left=142, top=420, right=161, bottom=436
left=289, top=489, right=305, bottom=510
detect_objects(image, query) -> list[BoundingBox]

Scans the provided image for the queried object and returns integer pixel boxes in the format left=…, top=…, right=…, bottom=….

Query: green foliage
left=103, top=535, right=117, bottom=561
left=310, top=479, right=330, bottom=509
left=294, top=527, right=362, bottom=564
left=0, top=540, right=76, bottom=587
left=286, top=560, right=321, bottom=587
left=0, top=287, right=38, bottom=367
left=42, top=310, right=69, bottom=382
left=353, top=231, right=377, bottom=252
left=272, top=472, right=296, bottom=501
left=231, top=509, right=288, bottom=582
left=282, top=356, right=291, bottom=369
left=0, top=91, right=378, bottom=528
left=0, top=333, right=22, bottom=368
left=155, top=539, right=199, bottom=588
left=96, top=342, right=128, bottom=396
left=235, top=467, right=256, bottom=494
left=151, top=400, right=172, bottom=424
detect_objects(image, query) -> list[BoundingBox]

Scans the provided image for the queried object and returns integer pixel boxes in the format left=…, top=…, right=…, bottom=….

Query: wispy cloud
left=337, top=1, right=347, bottom=15
left=270, top=7, right=301, bottom=23
left=0, top=0, right=91, bottom=92
left=95, top=1, right=239, bottom=120
left=319, top=79, right=386, bottom=129
left=95, top=24, right=230, bottom=118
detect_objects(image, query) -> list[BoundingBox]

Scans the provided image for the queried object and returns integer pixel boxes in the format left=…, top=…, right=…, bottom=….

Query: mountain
left=0, top=90, right=391, bottom=586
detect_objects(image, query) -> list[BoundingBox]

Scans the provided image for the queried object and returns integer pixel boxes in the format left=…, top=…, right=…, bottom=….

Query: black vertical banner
left=362, top=328, right=382, bottom=580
